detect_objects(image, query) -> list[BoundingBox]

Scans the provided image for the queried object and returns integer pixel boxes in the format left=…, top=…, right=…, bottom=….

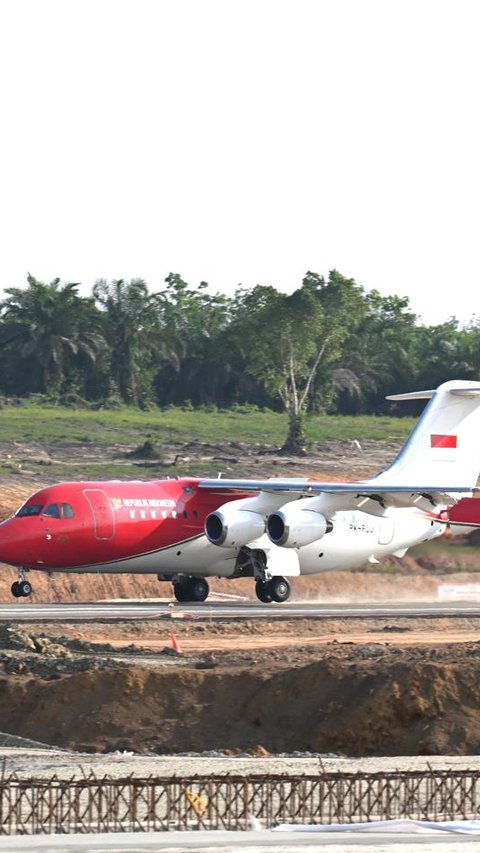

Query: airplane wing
left=198, top=478, right=478, bottom=507
left=199, top=478, right=476, bottom=494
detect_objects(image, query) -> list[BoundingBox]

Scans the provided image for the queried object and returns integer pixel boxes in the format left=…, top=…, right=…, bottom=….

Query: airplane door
left=84, top=489, right=115, bottom=540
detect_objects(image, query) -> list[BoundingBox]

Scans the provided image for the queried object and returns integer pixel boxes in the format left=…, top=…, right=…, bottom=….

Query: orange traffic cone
left=171, top=634, right=182, bottom=653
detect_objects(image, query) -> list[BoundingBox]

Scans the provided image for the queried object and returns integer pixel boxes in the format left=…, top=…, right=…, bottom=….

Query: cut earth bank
left=1, top=443, right=480, bottom=758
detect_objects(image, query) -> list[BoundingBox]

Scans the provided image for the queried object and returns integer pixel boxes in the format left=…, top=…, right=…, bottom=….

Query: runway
left=2, top=598, right=480, bottom=622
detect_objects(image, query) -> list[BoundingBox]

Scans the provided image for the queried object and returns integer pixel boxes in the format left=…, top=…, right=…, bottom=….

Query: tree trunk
left=281, top=413, right=307, bottom=455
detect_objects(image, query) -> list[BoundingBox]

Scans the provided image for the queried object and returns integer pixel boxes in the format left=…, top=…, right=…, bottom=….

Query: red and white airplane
left=1, top=378, right=480, bottom=603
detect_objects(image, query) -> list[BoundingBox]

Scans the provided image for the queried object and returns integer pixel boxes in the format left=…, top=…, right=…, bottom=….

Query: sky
left=0, top=0, right=479, bottom=327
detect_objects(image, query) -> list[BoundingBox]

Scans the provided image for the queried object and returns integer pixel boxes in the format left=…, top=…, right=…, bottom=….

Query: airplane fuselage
left=0, top=477, right=445, bottom=578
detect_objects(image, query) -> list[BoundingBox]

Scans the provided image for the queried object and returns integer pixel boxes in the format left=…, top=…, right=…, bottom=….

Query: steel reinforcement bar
left=1, top=769, right=480, bottom=834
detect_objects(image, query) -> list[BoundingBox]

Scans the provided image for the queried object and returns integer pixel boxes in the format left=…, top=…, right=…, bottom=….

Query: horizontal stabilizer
left=386, top=383, right=480, bottom=401
left=386, top=390, right=435, bottom=401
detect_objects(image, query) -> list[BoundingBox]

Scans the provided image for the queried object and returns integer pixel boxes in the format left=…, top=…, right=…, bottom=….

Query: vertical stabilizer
left=370, top=380, right=480, bottom=490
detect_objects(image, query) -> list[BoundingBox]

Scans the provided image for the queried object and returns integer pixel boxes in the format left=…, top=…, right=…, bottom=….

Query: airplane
left=1, top=378, right=480, bottom=603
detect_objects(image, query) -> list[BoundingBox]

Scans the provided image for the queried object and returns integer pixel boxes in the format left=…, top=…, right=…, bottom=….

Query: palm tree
left=0, top=275, right=106, bottom=396
left=92, top=278, right=159, bottom=405
left=152, top=273, right=233, bottom=406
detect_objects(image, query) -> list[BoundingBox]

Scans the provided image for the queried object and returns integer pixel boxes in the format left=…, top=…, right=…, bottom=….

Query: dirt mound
left=2, top=644, right=480, bottom=756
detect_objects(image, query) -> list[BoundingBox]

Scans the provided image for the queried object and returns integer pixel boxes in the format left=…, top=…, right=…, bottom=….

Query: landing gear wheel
left=269, top=576, right=291, bottom=603
left=11, top=579, right=32, bottom=598
left=11, top=581, right=22, bottom=598
left=255, top=580, right=273, bottom=603
left=173, top=577, right=210, bottom=603
left=188, top=578, right=209, bottom=602
left=173, top=583, right=188, bottom=602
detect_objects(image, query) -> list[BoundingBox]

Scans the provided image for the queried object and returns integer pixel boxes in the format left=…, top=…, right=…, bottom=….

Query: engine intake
left=205, top=509, right=265, bottom=548
left=267, top=508, right=332, bottom=548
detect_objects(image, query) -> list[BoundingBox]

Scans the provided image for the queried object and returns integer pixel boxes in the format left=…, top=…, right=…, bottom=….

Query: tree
left=230, top=271, right=365, bottom=452
left=92, top=278, right=159, bottom=406
left=0, top=275, right=106, bottom=396
left=152, top=274, right=233, bottom=406
left=410, top=319, right=477, bottom=396
left=334, top=291, right=419, bottom=413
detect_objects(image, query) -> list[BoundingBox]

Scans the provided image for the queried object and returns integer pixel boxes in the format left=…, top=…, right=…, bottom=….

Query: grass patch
left=0, top=404, right=416, bottom=447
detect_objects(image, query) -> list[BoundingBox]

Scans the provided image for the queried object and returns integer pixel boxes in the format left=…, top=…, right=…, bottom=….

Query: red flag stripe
left=430, top=434, right=457, bottom=449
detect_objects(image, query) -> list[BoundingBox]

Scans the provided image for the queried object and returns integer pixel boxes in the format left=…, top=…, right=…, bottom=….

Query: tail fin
left=371, top=380, right=480, bottom=491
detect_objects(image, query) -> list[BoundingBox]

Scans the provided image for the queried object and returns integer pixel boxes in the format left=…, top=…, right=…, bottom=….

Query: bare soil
left=1, top=439, right=480, bottom=757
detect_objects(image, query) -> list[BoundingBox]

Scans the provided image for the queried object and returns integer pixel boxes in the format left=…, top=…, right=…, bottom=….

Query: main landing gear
left=255, top=576, right=291, bottom=604
left=173, top=576, right=210, bottom=603
left=11, top=572, right=33, bottom=598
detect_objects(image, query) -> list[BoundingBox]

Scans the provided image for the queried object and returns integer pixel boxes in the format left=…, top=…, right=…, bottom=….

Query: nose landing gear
left=11, top=571, right=33, bottom=599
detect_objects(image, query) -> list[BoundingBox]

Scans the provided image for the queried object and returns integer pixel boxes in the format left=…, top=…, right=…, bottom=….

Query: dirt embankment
left=2, top=622, right=480, bottom=756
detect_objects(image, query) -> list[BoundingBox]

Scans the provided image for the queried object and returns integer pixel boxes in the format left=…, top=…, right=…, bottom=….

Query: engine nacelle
left=205, top=508, right=265, bottom=548
left=267, top=506, right=332, bottom=548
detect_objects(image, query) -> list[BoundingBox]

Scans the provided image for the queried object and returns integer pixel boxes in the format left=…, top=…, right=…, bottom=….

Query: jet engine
left=205, top=507, right=265, bottom=548
left=267, top=505, right=333, bottom=548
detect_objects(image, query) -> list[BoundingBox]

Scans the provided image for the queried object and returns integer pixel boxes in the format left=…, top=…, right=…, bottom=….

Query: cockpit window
left=43, top=504, right=61, bottom=518
left=42, top=503, right=75, bottom=519
left=16, top=501, right=75, bottom=519
left=16, top=503, right=43, bottom=517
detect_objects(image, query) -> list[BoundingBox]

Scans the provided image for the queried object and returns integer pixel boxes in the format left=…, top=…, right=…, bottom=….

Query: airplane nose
left=0, top=519, right=32, bottom=567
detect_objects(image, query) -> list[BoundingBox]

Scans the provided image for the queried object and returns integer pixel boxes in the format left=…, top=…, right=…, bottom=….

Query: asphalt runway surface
left=1, top=599, right=480, bottom=622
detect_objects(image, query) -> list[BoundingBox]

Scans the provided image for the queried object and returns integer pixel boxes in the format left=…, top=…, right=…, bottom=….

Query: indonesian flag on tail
left=431, top=434, right=457, bottom=449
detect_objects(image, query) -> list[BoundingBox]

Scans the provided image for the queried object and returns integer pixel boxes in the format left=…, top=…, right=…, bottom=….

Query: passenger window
left=16, top=504, right=43, bottom=517
left=61, top=503, right=75, bottom=518
left=43, top=504, right=61, bottom=518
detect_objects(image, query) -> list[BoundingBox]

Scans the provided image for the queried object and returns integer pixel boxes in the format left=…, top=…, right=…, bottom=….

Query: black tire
left=11, top=581, right=22, bottom=599
left=173, top=583, right=188, bottom=602
left=255, top=580, right=273, bottom=603
left=18, top=580, right=33, bottom=597
left=189, top=578, right=209, bottom=602
left=269, top=576, right=291, bottom=603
